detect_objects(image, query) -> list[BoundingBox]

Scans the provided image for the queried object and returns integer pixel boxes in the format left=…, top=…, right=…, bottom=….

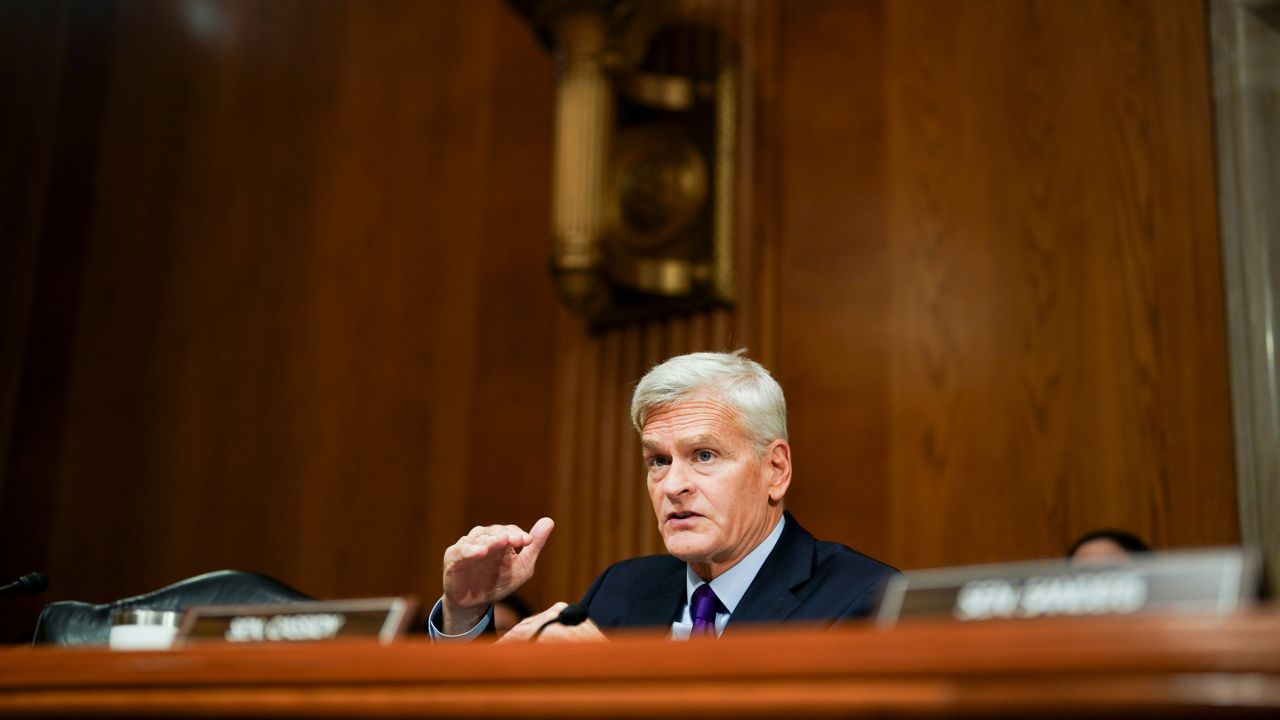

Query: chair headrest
left=33, top=570, right=313, bottom=647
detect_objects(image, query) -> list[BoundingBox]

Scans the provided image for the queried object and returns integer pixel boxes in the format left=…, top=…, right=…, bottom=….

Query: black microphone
left=0, top=572, right=48, bottom=596
left=533, top=603, right=588, bottom=639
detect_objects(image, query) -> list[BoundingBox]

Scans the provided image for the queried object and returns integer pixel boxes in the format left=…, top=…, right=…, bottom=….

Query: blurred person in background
left=1068, top=529, right=1151, bottom=563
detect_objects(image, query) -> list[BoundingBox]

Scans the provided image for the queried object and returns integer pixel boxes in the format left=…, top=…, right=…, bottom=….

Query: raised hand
left=440, top=517, right=554, bottom=634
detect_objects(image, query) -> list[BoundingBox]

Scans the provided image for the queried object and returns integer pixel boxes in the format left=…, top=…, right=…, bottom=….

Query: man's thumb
left=525, top=517, right=555, bottom=558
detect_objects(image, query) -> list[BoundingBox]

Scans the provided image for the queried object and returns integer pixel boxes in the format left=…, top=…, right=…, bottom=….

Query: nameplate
left=875, top=547, right=1257, bottom=626
left=178, top=597, right=416, bottom=645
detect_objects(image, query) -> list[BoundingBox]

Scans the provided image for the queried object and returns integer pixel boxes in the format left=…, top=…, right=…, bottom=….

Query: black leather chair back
left=33, top=570, right=313, bottom=647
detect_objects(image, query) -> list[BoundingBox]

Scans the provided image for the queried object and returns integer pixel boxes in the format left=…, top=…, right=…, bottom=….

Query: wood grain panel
left=0, top=0, right=558, bottom=639
left=0, top=0, right=122, bottom=643
left=774, top=0, right=893, bottom=562
left=774, top=0, right=1235, bottom=571
left=885, top=0, right=1061, bottom=567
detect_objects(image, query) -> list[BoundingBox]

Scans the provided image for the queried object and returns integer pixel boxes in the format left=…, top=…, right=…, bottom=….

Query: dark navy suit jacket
left=577, top=512, right=897, bottom=634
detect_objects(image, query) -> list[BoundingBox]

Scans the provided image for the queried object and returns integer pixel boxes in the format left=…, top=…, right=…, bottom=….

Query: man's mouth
left=667, top=511, right=701, bottom=522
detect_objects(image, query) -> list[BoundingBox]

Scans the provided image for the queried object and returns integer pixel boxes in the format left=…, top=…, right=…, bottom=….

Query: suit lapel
left=723, top=512, right=814, bottom=632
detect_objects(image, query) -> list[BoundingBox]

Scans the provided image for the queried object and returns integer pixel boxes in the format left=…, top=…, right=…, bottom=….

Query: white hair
left=630, top=350, right=788, bottom=451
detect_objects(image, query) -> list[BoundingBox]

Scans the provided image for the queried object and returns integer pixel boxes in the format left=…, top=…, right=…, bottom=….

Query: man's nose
left=660, top=459, right=695, bottom=497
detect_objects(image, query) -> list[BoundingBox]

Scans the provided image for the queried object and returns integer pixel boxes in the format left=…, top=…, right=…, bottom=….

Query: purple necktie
left=690, top=583, right=724, bottom=638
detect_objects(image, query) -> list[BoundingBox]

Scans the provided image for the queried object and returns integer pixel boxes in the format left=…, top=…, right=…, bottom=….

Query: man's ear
left=764, top=440, right=792, bottom=502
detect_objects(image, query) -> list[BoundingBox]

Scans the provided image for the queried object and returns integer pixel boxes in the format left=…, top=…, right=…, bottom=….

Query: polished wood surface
left=3, top=613, right=1280, bottom=717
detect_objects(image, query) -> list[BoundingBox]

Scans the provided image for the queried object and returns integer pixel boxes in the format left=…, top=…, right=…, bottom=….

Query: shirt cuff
left=426, top=598, right=492, bottom=642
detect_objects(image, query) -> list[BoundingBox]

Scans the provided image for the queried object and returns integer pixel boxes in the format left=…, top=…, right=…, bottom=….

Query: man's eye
left=647, top=456, right=670, bottom=468
left=695, top=450, right=714, bottom=462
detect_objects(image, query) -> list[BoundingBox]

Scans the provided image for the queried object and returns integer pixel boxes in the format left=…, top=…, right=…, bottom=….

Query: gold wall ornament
left=509, top=0, right=743, bottom=329
left=548, top=8, right=612, bottom=312
left=608, top=125, right=707, bottom=264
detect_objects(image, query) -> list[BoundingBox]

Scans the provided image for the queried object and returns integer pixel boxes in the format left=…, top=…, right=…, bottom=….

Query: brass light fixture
left=509, top=0, right=741, bottom=329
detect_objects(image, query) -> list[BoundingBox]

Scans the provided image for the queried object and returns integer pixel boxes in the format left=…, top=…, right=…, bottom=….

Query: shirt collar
left=685, top=514, right=786, bottom=613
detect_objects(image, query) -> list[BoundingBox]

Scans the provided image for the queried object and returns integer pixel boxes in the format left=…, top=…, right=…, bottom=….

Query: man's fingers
left=463, top=542, right=491, bottom=560
left=451, top=531, right=507, bottom=562
left=535, top=617, right=607, bottom=644
left=495, top=601, right=570, bottom=645
left=445, top=520, right=552, bottom=569
left=501, top=525, right=530, bottom=547
left=525, top=602, right=568, bottom=629
left=525, top=602, right=569, bottom=632
left=542, top=601, right=569, bottom=617
left=475, top=532, right=517, bottom=557
left=523, top=517, right=555, bottom=559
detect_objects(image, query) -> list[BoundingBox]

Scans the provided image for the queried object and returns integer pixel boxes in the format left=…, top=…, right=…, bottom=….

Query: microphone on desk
left=0, top=572, right=48, bottom=596
left=533, top=603, right=588, bottom=639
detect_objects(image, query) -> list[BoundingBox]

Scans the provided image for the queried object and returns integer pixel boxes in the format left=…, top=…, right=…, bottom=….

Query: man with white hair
left=429, top=350, right=896, bottom=641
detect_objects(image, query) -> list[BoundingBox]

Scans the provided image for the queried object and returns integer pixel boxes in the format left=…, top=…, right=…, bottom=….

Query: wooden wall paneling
left=638, top=319, right=667, bottom=559
left=0, top=0, right=65, bottom=502
left=884, top=0, right=1062, bottom=569
left=1133, top=1, right=1237, bottom=549
left=1076, top=0, right=1173, bottom=543
left=292, top=0, right=509, bottom=598
left=460, top=0, right=559, bottom=607
left=774, top=0, right=893, bottom=562
left=43, top=0, right=350, bottom=602
left=613, top=323, right=642, bottom=564
left=0, top=0, right=560, bottom=637
left=737, top=0, right=779, bottom=366
left=944, top=0, right=1062, bottom=560
left=0, top=0, right=121, bottom=641
left=1009, top=0, right=1233, bottom=552
left=1074, top=0, right=1233, bottom=544
left=544, top=310, right=582, bottom=607
left=768, top=0, right=1235, bottom=573
left=596, top=329, right=622, bottom=566
left=878, top=0, right=1235, bottom=568
left=571, top=321, right=601, bottom=595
